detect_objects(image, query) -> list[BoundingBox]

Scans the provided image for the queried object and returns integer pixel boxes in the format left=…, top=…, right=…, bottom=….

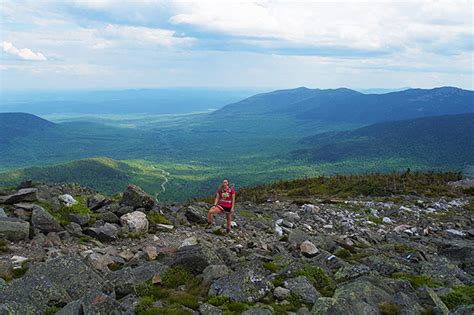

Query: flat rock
left=84, top=223, right=118, bottom=242
left=185, top=206, right=207, bottom=224
left=120, top=184, right=155, bottom=211
left=57, top=289, right=126, bottom=315
left=284, top=276, right=320, bottom=304
left=300, top=240, right=319, bottom=257
left=31, top=205, right=62, bottom=233
left=0, top=188, right=38, bottom=205
left=0, top=217, right=30, bottom=241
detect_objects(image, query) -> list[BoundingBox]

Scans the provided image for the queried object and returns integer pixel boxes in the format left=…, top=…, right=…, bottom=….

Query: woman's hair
left=218, top=178, right=230, bottom=193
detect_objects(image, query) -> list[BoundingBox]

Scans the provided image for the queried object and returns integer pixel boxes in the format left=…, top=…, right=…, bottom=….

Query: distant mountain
left=357, top=87, right=410, bottom=94
left=292, top=113, right=474, bottom=169
left=214, top=86, right=474, bottom=124
left=0, top=112, right=55, bottom=140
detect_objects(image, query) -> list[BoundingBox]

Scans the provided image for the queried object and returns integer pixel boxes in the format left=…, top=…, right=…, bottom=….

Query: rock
left=180, top=236, right=198, bottom=248
left=174, top=245, right=221, bottom=274
left=156, top=223, right=174, bottom=231
left=302, top=204, right=319, bottom=213
left=185, top=206, right=207, bottom=224
left=87, top=252, right=114, bottom=272
left=0, top=208, right=6, bottom=217
left=120, top=184, right=155, bottom=211
left=0, top=188, right=38, bottom=205
left=199, top=303, right=223, bottom=315
left=0, top=217, right=30, bottom=241
left=382, top=217, right=393, bottom=224
left=467, top=229, right=474, bottom=238
left=446, top=229, right=466, bottom=238
left=417, top=286, right=449, bottom=315
left=105, top=261, right=167, bottom=298
left=65, top=222, right=83, bottom=237
left=57, top=289, right=126, bottom=315
left=300, top=240, right=319, bottom=257
left=203, top=264, right=230, bottom=285
left=87, top=194, right=107, bottom=210
left=274, top=286, right=291, bottom=300
left=275, top=224, right=283, bottom=237
left=84, top=223, right=118, bottom=242
left=46, top=232, right=62, bottom=246
left=1, top=256, right=110, bottom=313
left=31, top=205, right=62, bottom=232
left=58, top=194, right=77, bottom=207
left=288, top=229, right=310, bottom=247
left=450, top=305, right=474, bottom=315
left=242, top=308, right=273, bottom=315
left=67, top=213, right=90, bottom=226
left=145, top=245, right=157, bottom=260
left=284, top=211, right=301, bottom=222
left=394, top=224, right=411, bottom=233
left=282, top=220, right=294, bottom=228
left=208, top=265, right=273, bottom=303
left=120, top=211, right=149, bottom=234
left=96, top=210, right=120, bottom=224
left=284, top=276, right=321, bottom=304
left=334, top=264, right=371, bottom=282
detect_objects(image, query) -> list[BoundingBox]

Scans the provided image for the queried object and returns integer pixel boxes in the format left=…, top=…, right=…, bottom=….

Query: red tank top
left=218, top=186, right=234, bottom=207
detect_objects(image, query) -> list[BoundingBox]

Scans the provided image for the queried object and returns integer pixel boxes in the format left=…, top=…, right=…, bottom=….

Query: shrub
left=0, top=239, right=9, bottom=253
left=135, top=296, right=154, bottom=314
left=162, top=266, right=192, bottom=289
left=440, top=284, right=474, bottom=309
left=147, top=212, right=171, bottom=225
left=392, top=273, right=441, bottom=289
left=295, top=264, right=334, bottom=297
left=334, top=248, right=351, bottom=259
left=207, top=295, right=230, bottom=306
left=167, top=291, right=199, bottom=310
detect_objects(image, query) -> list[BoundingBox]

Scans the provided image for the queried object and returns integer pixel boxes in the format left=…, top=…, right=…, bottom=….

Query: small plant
left=394, top=243, right=409, bottom=253
left=440, top=284, right=474, bottom=309
left=207, top=295, right=230, bottom=306
left=379, top=302, right=400, bottom=315
left=263, top=255, right=289, bottom=272
left=295, top=264, right=334, bottom=297
left=135, top=296, right=154, bottom=314
left=368, top=215, right=383, bottom=224
left=392, top=273, right=441, bottom=289
left=44, top=307, right=61, bottom=315
left=334, top=248, right=351, bottom=259
left=147, top=212, right=171, bottom=225
left=239, top=210, right=257, bottom=218
left=0, top=239, right=9, bottom=253
left=167, top=291, right=199, bottom=310
left=212, top=229, right=226, bottom=236
left=226, top=301, right=250, bottom=313
left=79, top=235, right=93, bottom=244
left=161, top=266, right=192, bottom=289
left=272, top=274, right=287, bottom=287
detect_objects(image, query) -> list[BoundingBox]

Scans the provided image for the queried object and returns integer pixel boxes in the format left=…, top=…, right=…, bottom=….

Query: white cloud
left=2, top=41, right=47, bottom=61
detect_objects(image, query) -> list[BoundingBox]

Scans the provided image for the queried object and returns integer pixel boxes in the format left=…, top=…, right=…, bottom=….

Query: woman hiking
left=207, top=179, right=235, bottom=233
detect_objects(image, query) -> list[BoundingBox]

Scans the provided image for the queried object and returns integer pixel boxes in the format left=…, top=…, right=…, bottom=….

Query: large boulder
left=0, top=217, right=30, bottom=241
left=31, top=205, right=62, bottom=233
left=57, top=289, right=126, bottom=315
left=173, top=245, right=221, bottom=275
left=185, top=206, right=207, bottom=224
left=120, top=184, right=155, bottom=211
left=0, top=256, right=110, bottom=313
left=120, top=211, right=149, bottom=234
left=83, top=223, right=118, bottom=242
left=0, top=188, right=38, bottom=205
left=284, top=276, right=321, bottom=304
left=208, top=264, right=273, bottom=303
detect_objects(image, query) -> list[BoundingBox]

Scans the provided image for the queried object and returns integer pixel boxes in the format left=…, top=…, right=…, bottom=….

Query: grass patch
left=368, top=215, right=383, bottom=224
left=47, top=195, right=93, bottom=226
left=334, top=248, right=351, bottom=259
left=394, top=243, right=410, bottom=253
left=295, top=264, right=334, bottom=297
left=208, top=295, right=230, bottom=307
left=392, top=273, right=441, bottom=289
left=0, top=239, right=9, bottom=253
left=213, top=229, right=226, bottom=236
left=162, top=266, right=192, bottom=289
left=239, top=210, right=257, bottom=219
left=167, top=291, right=199, bottom=310
left=379, top=302, right=401, bottom=315
left=440, top=284, right=474, bottom=309
left=147, top=212, right=171, bottom=225
left=263, top=255, right=289, bottom=273
left=44, top=307, right=61, bottom=315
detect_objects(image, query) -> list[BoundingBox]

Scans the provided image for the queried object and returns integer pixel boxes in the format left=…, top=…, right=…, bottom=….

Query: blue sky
left=1, top=0, right=473, bottom=90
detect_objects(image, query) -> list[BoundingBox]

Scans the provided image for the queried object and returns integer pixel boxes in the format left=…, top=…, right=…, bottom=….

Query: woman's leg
left=225, top=212, right=232, bottom=232
left=207, top=206, right=220, bottom=224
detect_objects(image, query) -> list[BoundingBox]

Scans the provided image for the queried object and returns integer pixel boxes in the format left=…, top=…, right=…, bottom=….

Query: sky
left=1, top=0, right=473, bottom=91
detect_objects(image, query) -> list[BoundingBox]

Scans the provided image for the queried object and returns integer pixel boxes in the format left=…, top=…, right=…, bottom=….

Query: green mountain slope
left=292, top=114, right=474, bottom=169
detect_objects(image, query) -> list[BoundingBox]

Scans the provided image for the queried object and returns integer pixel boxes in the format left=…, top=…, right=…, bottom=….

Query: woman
left=207, top=178, right=235, bottom=233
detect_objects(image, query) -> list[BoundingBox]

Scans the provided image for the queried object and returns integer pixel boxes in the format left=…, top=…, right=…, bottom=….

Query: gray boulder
left=120, top=211, right=149, bottom=234
left=67, top=213, right=90, bottom=226
left=209, top=265, right=273, bottom=303
left=417, top=286, right=449, bottom=315
left=0, top=188, right=38, bottom=205
left=84, top=223, right=118, bottom=242
left=87, top=194, right=107, bottom=210
left=284, top=276, right=321, bottom=304
left=120, top=184, right=155, bottom=211
left=174, top=245, right=221, bottom=274
left=0, top=208, right=6, bottom=217
left=185, top=206, right=207, bottom=224
left=31, top=205, right=62, bottom=232
left=199, top=303, right=223, bottom=315
left=0, top=217, right=30, bottom=241
left=288, top=229, right=310, bottom=247
left=57, top=289, right=126, bottom=315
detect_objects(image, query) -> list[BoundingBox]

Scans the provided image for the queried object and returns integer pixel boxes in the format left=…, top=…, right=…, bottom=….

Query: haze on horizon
left=1, top=0, right=473, bottom=92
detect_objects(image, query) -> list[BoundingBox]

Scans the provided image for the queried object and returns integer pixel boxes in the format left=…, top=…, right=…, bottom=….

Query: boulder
left=417, top=286, right=449, bottom=315
left=96, top=211, right=120, bottom=224
left=58, top=194, right=77, bottom=207
left=174, top=245, right=221, bottom=274
left=67, top=213, right=90, bottom=226
left=208, top=264, right=273, bottom=303
left=120, top=184, right=155, bottom=211
left=87, top=252, right=115, bottom=272
left=242, top=308, right=273, bottom=315
left=120, top=211, right=148, bottom=234
left=0, top=188, right=38, bottom=205
left=31, top=205, right=62, bottom=233
left=0, top=208, right=6, bottom=217
left=0, top=217, right=30, bottom=241
left=185, top=206, right=207, bottom=224
left=87, top=194, right=107, bottom=210
left=273, top=286, right=291, bottom=300
left=288, top=229, right=310, bottom=247
left=57, top=289, right=126, bottom=315
left=300, top=240, right=319, bottom=257
left=83, top=223, right=118, bottom=242
left=199, top=303, right=223, bottom=315
left=203, top=264, right=230, bottom=285
left=284, top=276, right=321, bottom=304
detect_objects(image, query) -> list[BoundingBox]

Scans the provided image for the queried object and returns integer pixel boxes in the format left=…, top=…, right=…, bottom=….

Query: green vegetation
left=392, top=273, right=441, bottom=289
left=334, top=248, right=351, bottom=259
left=44, top=307, right=61, bottom=315
left=440, top=285, right=474, bottom=309
left=263, top=256, right=289, bottom=273
left=379, top=302, right=401, bottom=315
left=295, top=264, right=334, bottom=297
left=207, top=295, right=230, bottom=307
left=368, top=215, right=383, bottom=224
left=161, top=266, right=192, bottom=289
left=0, top=239, right=9, bottom=253
left=147, top=212, right=171, bottom=225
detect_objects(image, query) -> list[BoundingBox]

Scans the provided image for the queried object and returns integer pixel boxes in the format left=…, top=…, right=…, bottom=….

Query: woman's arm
left=214, top=193, right=220, bottom=206
left=231, top=191, right=236, bottom=213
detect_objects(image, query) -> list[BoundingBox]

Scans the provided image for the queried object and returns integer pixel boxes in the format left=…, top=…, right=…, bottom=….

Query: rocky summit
left=0, top=180, right=473, bottom=315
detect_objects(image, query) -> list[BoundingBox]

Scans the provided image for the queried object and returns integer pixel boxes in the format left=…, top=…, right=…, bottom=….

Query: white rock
left=275, top=224, right=283, bottom=237
left=302, top=204, right=320, bottom=213
left=275, top=219, right=283, bottom=225
left=180, top=236, right=198, bottom=248
left=446, top=229, right=466, bottom=237
left=58, top=194, right=77, bottom=207
left=300, top=240, right=319, bottom=257
left=156, top=224, right=174, bottom=231
left=11, top=256, right=28, bottom=265
left=120, top=211, right=149, bottom=234
left=231, top=221, right=238, bottom=227
left=303, top=224, right=313, bottom=231
left=323, top=224, right=333, bottom=229
left=382, top=217, right=392, bottom=224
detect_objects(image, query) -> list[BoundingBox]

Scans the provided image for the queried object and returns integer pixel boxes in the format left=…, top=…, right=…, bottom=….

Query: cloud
left=2, top=41, right=47, bottom=61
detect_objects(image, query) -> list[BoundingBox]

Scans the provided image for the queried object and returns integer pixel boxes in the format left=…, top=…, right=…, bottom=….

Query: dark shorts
left=216, top=204, right=232, bottom=213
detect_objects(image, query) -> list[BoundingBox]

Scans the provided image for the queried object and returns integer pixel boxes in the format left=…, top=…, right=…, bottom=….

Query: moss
left=295, top=264, right=334, bottom=297
left=147, top=212, right=171, bottom=225
left=263, top=256, right=289, bottom=273
left=208, top=295, right=230, bottom=306
left=272, top=274, right=287, bottom=287
left=135, top=296, right=154, bottom=314
left=162, top=266, right=192, bottom=289
left=379, top=302, right=400, bottom=315
left=392, top=273, right=441, bottom=289
left=0, top=239, right=9, bottom=253
left=213, top=229, right=226, bottom=236
left=440, top=284, right=474, bottom=309
left=226, top=301, right=250, bottom=313
left=167, top=291, right=199, bottom=310
left=79, top=235, right=93, bottom=244
left=47, top=195, right=93, bottom=226
left=138, top=305, right=193, bottom=315
left=368, top=215, right=383, bottom=224
left=136, top=281, right=170, bottom=299
left=11, top=266, right=29, bottom=279
left=279, top=235, right=288, bottom=242
left=239, top=210, right=257, bottom=219
left=334, top=248, right=351, bottom=259
left=44, top=306, right=61, bottom=315
left=394, top=243, right=409, bottom=253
